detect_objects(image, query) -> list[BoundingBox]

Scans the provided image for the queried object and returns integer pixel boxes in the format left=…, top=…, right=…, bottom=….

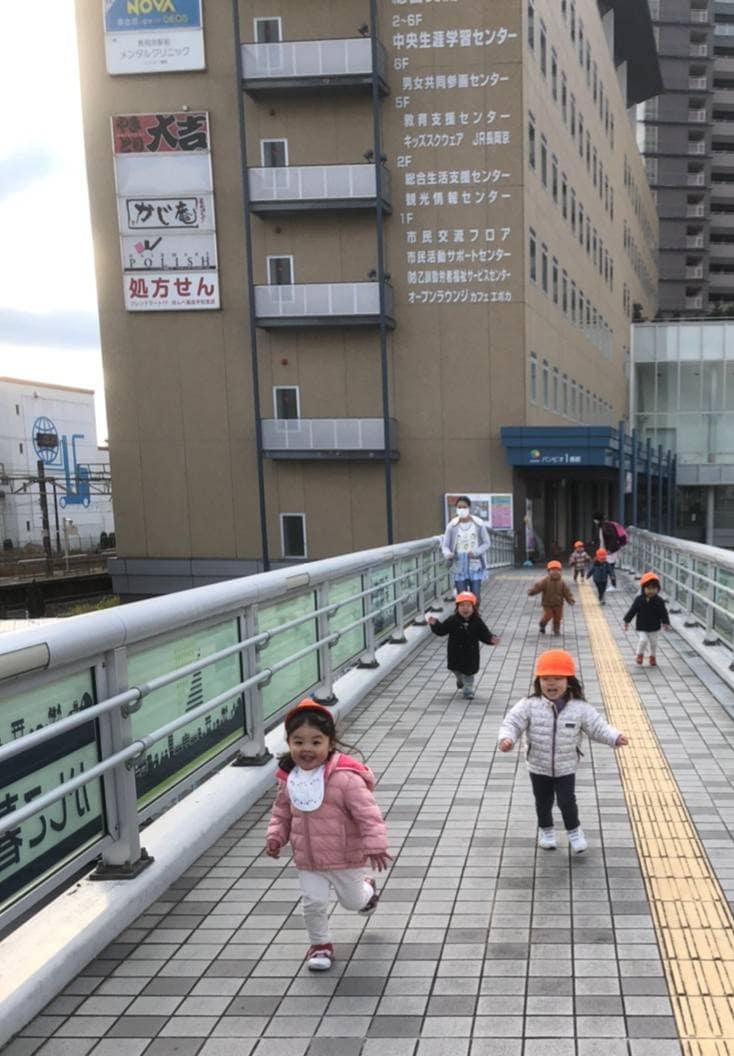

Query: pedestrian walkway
left=5, top=569, right=734, bottom=1056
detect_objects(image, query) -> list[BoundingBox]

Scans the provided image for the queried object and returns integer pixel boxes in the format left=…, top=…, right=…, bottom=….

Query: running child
left=265, top=700, right=390, bottom=972
left=528, top=560, right=575, bottom=635
left=568, top=541, right=591, bottom=582
left=498, top=650, right=628, bottom=853
left=426, top=590, right=499, bottom=700
left=586, top=547, right=615, bottom=604
left=623, top=571, right=671, bottom=667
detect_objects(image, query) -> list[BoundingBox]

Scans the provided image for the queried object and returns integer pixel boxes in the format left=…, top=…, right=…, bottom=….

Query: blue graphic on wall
left=104, top=0, right=203, bottom=33
left=32, top=417, right=91, bottom=508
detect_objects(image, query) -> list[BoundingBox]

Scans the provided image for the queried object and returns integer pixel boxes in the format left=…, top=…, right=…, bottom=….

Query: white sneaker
left=607, top=585, right=617, bottom=593
left=306, top=943, right=334, bottom=971
left=538, top=827, right=556, bottom=850
left=567, top=827, right=588, bottom=854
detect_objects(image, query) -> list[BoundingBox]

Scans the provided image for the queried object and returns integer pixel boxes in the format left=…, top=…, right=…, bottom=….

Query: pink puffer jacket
left=266, top=752, right=388, bottom=871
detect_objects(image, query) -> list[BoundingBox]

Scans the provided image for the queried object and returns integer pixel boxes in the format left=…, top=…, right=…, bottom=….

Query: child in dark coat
left=586, top=548, right=615, bottom=604
left=623, top=572, right=671, bottom=667
left=426, top=591, right=499, bottom=700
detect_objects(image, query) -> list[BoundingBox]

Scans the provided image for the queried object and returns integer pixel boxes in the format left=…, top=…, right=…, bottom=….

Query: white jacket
left=498, top=695, right=621, bottom=777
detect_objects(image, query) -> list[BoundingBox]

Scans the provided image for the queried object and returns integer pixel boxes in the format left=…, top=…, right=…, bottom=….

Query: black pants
left=529, top=772, right=580, bottom=831
left=594, top=581, right=606, bottom=601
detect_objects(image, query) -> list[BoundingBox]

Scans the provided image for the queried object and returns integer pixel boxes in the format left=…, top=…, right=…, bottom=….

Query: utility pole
left=36, top=460, right=53, bottom=576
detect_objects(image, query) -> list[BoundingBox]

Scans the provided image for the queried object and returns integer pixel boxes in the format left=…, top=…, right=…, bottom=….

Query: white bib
left=287, top=764, right=326, bottom=812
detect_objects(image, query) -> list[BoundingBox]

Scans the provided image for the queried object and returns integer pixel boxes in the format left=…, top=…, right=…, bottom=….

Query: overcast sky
left=0, top=3, right=105, bottom=438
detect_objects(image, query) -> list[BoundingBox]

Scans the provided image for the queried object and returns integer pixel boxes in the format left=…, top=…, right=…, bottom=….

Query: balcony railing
left=690, top=77, right=709, bottom=90
left=686, top=235, right=705, bottom=248
left=686, top=295, right=704, bottom=309
left=690, top=43, right=709, bottom=57
left=687, top=203, right=706, bottom=216
left=686, top=265, right=705, bottom=278
left=254, top=281, right=395, bottom=328
left=688, top=173, right=706, bottom=186
left=241, top=38, right=388, bottom=93
left=688, top=141, right=707, bottom=154
left=261, top=417, right=399, bottom=459
left=689, top=109, right=708, bottom=122
left=249, top=164, right=391, bottom=213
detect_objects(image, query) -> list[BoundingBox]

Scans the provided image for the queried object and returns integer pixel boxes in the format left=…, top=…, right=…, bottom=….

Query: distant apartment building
left=641, top=0, right=734, bottom=315
left=0, top=378, right=113, bottom=551
left=75, top=0, right=660, bottom=597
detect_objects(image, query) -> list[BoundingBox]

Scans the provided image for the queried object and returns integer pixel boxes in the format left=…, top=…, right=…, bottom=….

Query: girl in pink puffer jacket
left=265, top=699, right=390, bottom=972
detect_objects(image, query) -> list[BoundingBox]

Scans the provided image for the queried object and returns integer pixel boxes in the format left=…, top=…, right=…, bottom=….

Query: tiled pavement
left=6, top=570, right=734, bottom=1056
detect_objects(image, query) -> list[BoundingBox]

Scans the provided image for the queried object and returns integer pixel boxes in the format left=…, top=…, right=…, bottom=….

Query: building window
left=570, top=94, right=576, bottom=140
left=268, top=256, right=293, bottom=284
left=552, top=368, right=559, bottom=413
left=562, top=270, right=568, bottom=314
left=551, top=155, right=558, bottom=203
left=570, top=189, right=576, bottom=233
left=592, top=60, right=598, bottom=102
left=561, top=174, right=568, bottom=219
left=562, top=374, right=569, bottom=416
left=578, top=203, right=584, bottom=247
left=254, top=16, right=282, bottom=41
left=281, top=513, right=307, bottom=559
left=15, top=404, right=19, bottom=415
left=552, top=257, right=559, bottom=304
left=610, top=115, right=615, bottom=149
left=571, top=381, right=577, bottom=419
left=529, top=228, right=537, bottom=282
left=261, top=139, right=288, bottom=166
left=539, top=20, right=547, bottom=75
left=578, top=18, right=584, bottom=64
left=542, top=359, right=550, bottom=409
left=528, top=112, right=536, bottom=169
left=541, top=243, right=549, bottom=293
left=26, top=521, right=30, bottom=532
left=586, top=131, right=591, bottom=171
left=561, top=75, right=568, bottom=124
left=570, top=1, right=576, bottom=43
left=551, top=49, right=558, bottom=100
left=578, top=113, right=584, bottom=159
left=530, top=352, right=538, bottom=403
left=274, top=386, right=300, bottom=419
left=19, top=442, right=23, bottom=454
left=527, top=0, right=535, bottom=49
left=570, top=281, right=577, bottom=323
left=540, top=135, right=548, bottom=187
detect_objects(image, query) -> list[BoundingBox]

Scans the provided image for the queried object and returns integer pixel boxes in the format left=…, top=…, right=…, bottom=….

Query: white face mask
left=457, top=507, right=470, bottom=519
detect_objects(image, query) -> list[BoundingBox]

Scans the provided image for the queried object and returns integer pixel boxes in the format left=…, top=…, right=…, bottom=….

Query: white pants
left=298, top=867, right=372, bottom=944
left=637, top=631, right=659, bottom=656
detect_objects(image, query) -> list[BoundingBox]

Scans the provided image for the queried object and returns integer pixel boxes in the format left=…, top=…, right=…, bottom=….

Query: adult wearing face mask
left=441, top=496, right=491, bottom=605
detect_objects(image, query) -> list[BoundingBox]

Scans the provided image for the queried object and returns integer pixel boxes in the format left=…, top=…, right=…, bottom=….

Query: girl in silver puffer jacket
left=498, top=650, right=628, bottom=854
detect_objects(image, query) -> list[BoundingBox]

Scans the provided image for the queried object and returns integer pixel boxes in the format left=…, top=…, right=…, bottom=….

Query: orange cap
left=640, top=572, right=660, bottom=587
left=595, top=548, right=608, bottom=560
left=573, top=540, right=584, bottom=549
left=455, top=591, right=477, bottom=605
left=546, top=560, right=562, bottom=570
left=535, top=650, right=576, bottom=678
left=284, top=698, right=334, bottom=725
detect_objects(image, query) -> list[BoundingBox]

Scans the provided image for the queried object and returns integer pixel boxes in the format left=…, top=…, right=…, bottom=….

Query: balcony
left=689, top=77, right=709, bottom=90
left=686, top=265, right=705, bottom=278
left=686, top=295, right=704, bottom=309
left=687, top=173, right=707, bottom=186
left=710, top=211, right=734, bottom=229
left=712, top=151, right=734, bottom=171
left=711, top=183, right=734, bottom=200
left=690, top=43, right=709, bottom=57
left=261, top=417, right=399, bottom=461
left=689, top=109, right=708, bottom=122
left=686, top=234, right=705, bottom=248
left=254, top=282, right=395, bottom=328
left=691, top=9, right=710, bottom=22
left=687, top=203, right=706, bottom=216
left=688, top=141, right=707, bottom=154
left=249, top=164, right=391, bottom=215
left=241, top=38, right=388, bottom=96
left=714, top=88, right=734, bottom=109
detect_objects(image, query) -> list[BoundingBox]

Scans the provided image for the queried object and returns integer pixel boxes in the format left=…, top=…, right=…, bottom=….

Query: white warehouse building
left=0, top=378, right=114, bottom=551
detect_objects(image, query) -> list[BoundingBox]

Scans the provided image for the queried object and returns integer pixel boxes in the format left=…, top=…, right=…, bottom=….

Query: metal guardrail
left=241, top=38, right=386, bottom=81
left=254, top=281, right=392, bottom=319
left=0, top=533, right=514, bottom=927
left=261, top=417, right=398, bottom=453
left=623, top=528, right=734, bottom=662
left=249, top=164, right=390, bottom=204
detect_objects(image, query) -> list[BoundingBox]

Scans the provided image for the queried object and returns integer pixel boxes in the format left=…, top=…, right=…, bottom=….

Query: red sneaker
left=649, top=655, right=657, bottom=667
left=306, top=943, right=334, bottom=971
left=635, top=654, right=643, bottom=665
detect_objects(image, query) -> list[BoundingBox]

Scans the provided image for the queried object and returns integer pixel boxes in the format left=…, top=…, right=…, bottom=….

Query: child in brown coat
left=528, top=560, right=575, bottom=636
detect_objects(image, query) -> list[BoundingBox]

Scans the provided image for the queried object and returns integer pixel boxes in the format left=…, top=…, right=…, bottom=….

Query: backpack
left=610, top=521, right=627, bottom=546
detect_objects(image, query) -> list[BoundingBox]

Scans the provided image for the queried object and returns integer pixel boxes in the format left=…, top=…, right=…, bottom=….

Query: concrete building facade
left=75, top=0, right=660, bottom=597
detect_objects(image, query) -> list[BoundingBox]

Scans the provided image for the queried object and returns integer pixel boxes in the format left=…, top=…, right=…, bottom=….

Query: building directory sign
left=103, top=0, right=205, bottom=75
left=111, top=111, right=220, bottom=310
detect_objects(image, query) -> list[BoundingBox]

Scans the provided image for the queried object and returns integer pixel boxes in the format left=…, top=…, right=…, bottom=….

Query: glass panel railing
left=329, top=576, right=367, bottom=671
left=249, top=164, right=383, bottom=202
left=242, top=37, right=373, bottom=79
left=254, top=282, right=385, bottom=318
left=261, top=418, right=394, bottom=452
left=0, top=669, right=104, bottom=912
left=128, top=620, right=246, bottom=808
left=400, top=557, right=420, bottom=619
left=258, top=594, right=319, bottom=720
left=367, top=565, right=396, bottom=642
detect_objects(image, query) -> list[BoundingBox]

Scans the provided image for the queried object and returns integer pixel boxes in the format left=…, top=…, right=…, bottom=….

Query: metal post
left=617, top=419, right=626, bottom=525
left=389, top=562, right=408, bottom=643
left=666, top=450, right=673, bottom=535
left=313, top=583, right=337, bottom=703
left=370, top=0, right=394, bottom=545
left=671, top=455, right=678, bottom=538
left=703, top=561, right=718, bottom=645
left=645, top=437, right=653, bottom=530
left=233, top=604, right=273, bottom=765
left=358, top=572, right=380, bottom=668
left=50, top=477, right=61, bottom=554
left=656, top=444, right=664, bottom=534
left=631, top=429, right=639, bottom=527
left=91, top=647, right=154, bottom=878
left=232, top=0, right=270, bottom=572
left=36, top=460, right=53, bottom=576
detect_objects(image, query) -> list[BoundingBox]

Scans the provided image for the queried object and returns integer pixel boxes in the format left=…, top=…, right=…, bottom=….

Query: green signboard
left=0, top=670, right=104, bottom=911
left=128, top=619, right=245, bottom=807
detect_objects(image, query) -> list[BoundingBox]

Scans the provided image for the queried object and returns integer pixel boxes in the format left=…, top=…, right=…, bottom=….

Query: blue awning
left=500, top=427, right=669, bottom=472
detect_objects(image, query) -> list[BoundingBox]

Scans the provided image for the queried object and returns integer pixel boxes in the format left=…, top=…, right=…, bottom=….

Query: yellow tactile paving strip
left=580, top=583, right=734, bottom=1055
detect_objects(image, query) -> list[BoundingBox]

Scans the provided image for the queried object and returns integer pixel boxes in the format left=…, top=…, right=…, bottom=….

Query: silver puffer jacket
left=498, top=695, right=621, bottom=777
